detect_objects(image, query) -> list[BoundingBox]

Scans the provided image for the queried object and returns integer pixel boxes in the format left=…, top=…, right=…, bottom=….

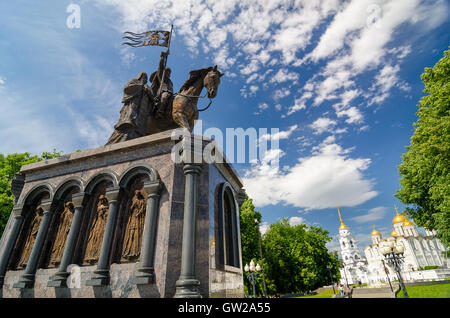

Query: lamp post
left=244, top=260, right=261, bottom=298
left=381, top=259, right=393, bottom=292
left=380, top=240, right=408, bottom=298
left=254, top=218, right=267, bottom=297
left=326, top=264, right=336, bottom=294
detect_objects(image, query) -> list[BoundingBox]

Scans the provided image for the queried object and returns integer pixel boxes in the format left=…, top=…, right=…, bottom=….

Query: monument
left=0, top=26, right=244, bottom=298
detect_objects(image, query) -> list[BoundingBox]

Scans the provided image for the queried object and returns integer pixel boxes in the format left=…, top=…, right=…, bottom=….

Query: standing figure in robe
left=18, top=205, right=44, bottom=268
left=83, top=195, right=109, bottom=264
left=105, top=72, right=154, bottom=145
left=49, top=201, right=74, bottom=267
left=121, top=190, right=147, bottom=262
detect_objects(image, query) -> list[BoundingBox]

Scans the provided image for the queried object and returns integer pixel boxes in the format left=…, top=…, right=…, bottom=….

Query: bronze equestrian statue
left=106, top=58, right=223, bottom=145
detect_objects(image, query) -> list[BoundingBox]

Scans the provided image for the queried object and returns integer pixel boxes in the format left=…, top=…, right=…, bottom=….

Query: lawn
left=396, top=283, right=450, bottom=298
left=295, top=289, right=336, bottom=298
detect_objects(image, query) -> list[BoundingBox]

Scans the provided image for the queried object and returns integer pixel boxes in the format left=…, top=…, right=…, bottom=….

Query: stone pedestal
left=0, top=130, right=245, bottom=298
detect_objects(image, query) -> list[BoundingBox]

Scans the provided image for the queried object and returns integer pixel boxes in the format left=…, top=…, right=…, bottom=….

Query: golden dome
left=403, top=218, right=414, bottom=227
left=391, top=229, right=399, bottom=237
left=371, top=228, right=381, bottom=236
left=339, top=223, right=349, bottom=230
left=393, top=207, right=406, bottom=224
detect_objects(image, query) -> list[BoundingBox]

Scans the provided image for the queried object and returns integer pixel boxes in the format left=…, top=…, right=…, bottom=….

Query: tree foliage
left=239, top=196, right=263, bottom=295
left=0, top=150, right=62, bottom=237
left=396, top=48, right=450, bottom=246
left=239, top=196, right=262, bottom=267
left=262, top=217, right=340, bottom=295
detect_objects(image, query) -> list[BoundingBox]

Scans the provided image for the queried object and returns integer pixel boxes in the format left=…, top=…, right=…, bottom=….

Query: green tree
left=0, top=150, right=62, bottom=237
left=239, top=196, right=263, bottom=296
left=262, top=217, right=339, bottom=295
left=396, top=48, right=450, bottom=246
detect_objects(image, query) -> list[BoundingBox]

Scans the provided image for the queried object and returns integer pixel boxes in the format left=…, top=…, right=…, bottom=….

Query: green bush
left=424, top=266, right=439, bottom=270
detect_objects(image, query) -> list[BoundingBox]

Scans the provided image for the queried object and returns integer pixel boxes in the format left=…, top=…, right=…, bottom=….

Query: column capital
left=237, top=188, right=246, bottom=207
left=71, top=192, right=87, bottom=208
left=183, top=163, right=203, bottom=176
left=105, top=186, right=121, bottom=202
left=12, top=204, right=25, bottom=217
left=11, top=174, right=25, bottom=203
left=40, top=199, right=53, bottom=213
left=143, top=180, right=162, bottom=196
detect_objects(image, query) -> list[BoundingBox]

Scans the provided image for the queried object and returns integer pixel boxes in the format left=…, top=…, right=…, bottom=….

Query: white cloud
left=287, top=92, right=312, bottom=115
left=289, top=216, right=305, bottom=226
left=350, top=206, right=389, bottom=223
left=309, top=117, right=337, bottom=135
left=254, top=102, right=268, bottom=115
left=335, top=106, right=364, bottom=124
left=273, top=88, right=291, bottom=100
left=259, top=221, right=270, bottom=235
left=259, top=125, right=298, bottom=143
left=270, top=68, right=299, bottom=84
left=243, top=140, right=378, bottom=210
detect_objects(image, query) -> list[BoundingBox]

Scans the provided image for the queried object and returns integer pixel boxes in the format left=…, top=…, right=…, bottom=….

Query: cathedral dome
left=339, top=223, right=349, bottom=230
left=391, top=229, right=399, bottom=237
left=393, top=212, right=405, bottom=224
left=403, top=218, right=414, bottom=226
left=371, top=229, right=381, bottom=236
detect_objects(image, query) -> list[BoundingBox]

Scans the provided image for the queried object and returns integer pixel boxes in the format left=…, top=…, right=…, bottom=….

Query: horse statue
left=105, top=65, right=223, bottom=145
left=146, top=65, right=223, bottom=135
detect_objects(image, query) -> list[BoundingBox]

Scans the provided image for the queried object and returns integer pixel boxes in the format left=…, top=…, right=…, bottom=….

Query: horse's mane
left=179, top=67, right=213, bottom=93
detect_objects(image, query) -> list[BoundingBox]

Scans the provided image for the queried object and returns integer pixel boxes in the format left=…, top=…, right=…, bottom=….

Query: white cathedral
left=337, top=207, right=449, bottom=286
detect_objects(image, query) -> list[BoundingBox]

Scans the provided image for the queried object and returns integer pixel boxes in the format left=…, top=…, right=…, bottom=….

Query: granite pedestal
left=0, top=130, right=245, bottom=298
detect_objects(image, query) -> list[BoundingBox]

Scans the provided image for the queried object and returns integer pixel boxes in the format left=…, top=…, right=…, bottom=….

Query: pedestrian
left=338, top=284, right=345, bottom=298
left=348, top=285, right=353, bottom=298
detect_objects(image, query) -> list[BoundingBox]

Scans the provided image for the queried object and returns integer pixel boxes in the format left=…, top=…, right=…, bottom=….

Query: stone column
left=132, top=180, right=162, bottom=285
left=0, top=206, right=25, bottom=287
left=174, top=163, right=203, bottom=298
left=48, top=192, right=87, bottom=287
left=86, top=187, right=121, bottom=286
left=14, top=199, right=53, bottom=289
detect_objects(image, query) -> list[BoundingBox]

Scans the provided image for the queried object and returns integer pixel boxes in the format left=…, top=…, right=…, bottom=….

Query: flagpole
left=157, top=24, right=173, bottom=97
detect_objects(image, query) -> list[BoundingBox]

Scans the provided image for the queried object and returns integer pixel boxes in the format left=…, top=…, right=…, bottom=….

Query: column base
left=13, top=273, right=35, bottom=289
left=86, top=269, right=110, bottom=287
left=47, top=272, right=70, bottom=288
left=174, top=278, right=202, bottom=298
left=131, top=267, right=155, bottom=285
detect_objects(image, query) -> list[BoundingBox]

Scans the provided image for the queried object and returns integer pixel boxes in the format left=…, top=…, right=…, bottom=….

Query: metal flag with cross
left=122, top=25, right=174, bottom=97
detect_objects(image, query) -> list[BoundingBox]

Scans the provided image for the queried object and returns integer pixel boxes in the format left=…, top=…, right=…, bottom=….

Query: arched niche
left=112, top=163, right=160, bottom=264
left=75, top=171, right=118, bottom=266
left=214, top=182, right=240, bottom=269
left=10, top=183, right=53, bottom=270
left=39, top=177, right=83, bottom=269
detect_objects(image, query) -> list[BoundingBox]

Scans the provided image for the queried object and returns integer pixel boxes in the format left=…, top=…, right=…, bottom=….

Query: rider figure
left=150, top=51, right=173, bottom=118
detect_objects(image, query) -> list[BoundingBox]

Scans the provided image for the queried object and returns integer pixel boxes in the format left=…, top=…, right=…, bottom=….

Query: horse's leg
left=173, top=111, right=192, bottom=131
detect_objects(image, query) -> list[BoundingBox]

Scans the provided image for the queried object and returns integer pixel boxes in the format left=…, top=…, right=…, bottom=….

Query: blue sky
left=0, top=0, right=449, bottom=255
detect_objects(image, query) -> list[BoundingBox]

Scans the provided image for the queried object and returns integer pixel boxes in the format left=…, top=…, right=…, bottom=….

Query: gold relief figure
left=83, top=195, right=109, bottom=264
left=121, top=190, right=147, bottom=262
left=49, top=202, right=74, bottom=266
left=18, top=206, right=44, bottom=268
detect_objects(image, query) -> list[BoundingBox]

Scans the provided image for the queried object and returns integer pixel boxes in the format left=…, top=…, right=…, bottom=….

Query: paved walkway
left=351, top=286, right=397, bottom=298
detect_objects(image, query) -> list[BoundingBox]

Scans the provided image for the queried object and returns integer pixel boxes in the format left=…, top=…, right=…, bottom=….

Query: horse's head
left=204, top=65, right=224, bottom=98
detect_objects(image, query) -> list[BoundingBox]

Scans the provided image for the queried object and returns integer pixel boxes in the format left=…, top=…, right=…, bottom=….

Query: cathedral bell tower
left=338, top=207, right=362, bottom=266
